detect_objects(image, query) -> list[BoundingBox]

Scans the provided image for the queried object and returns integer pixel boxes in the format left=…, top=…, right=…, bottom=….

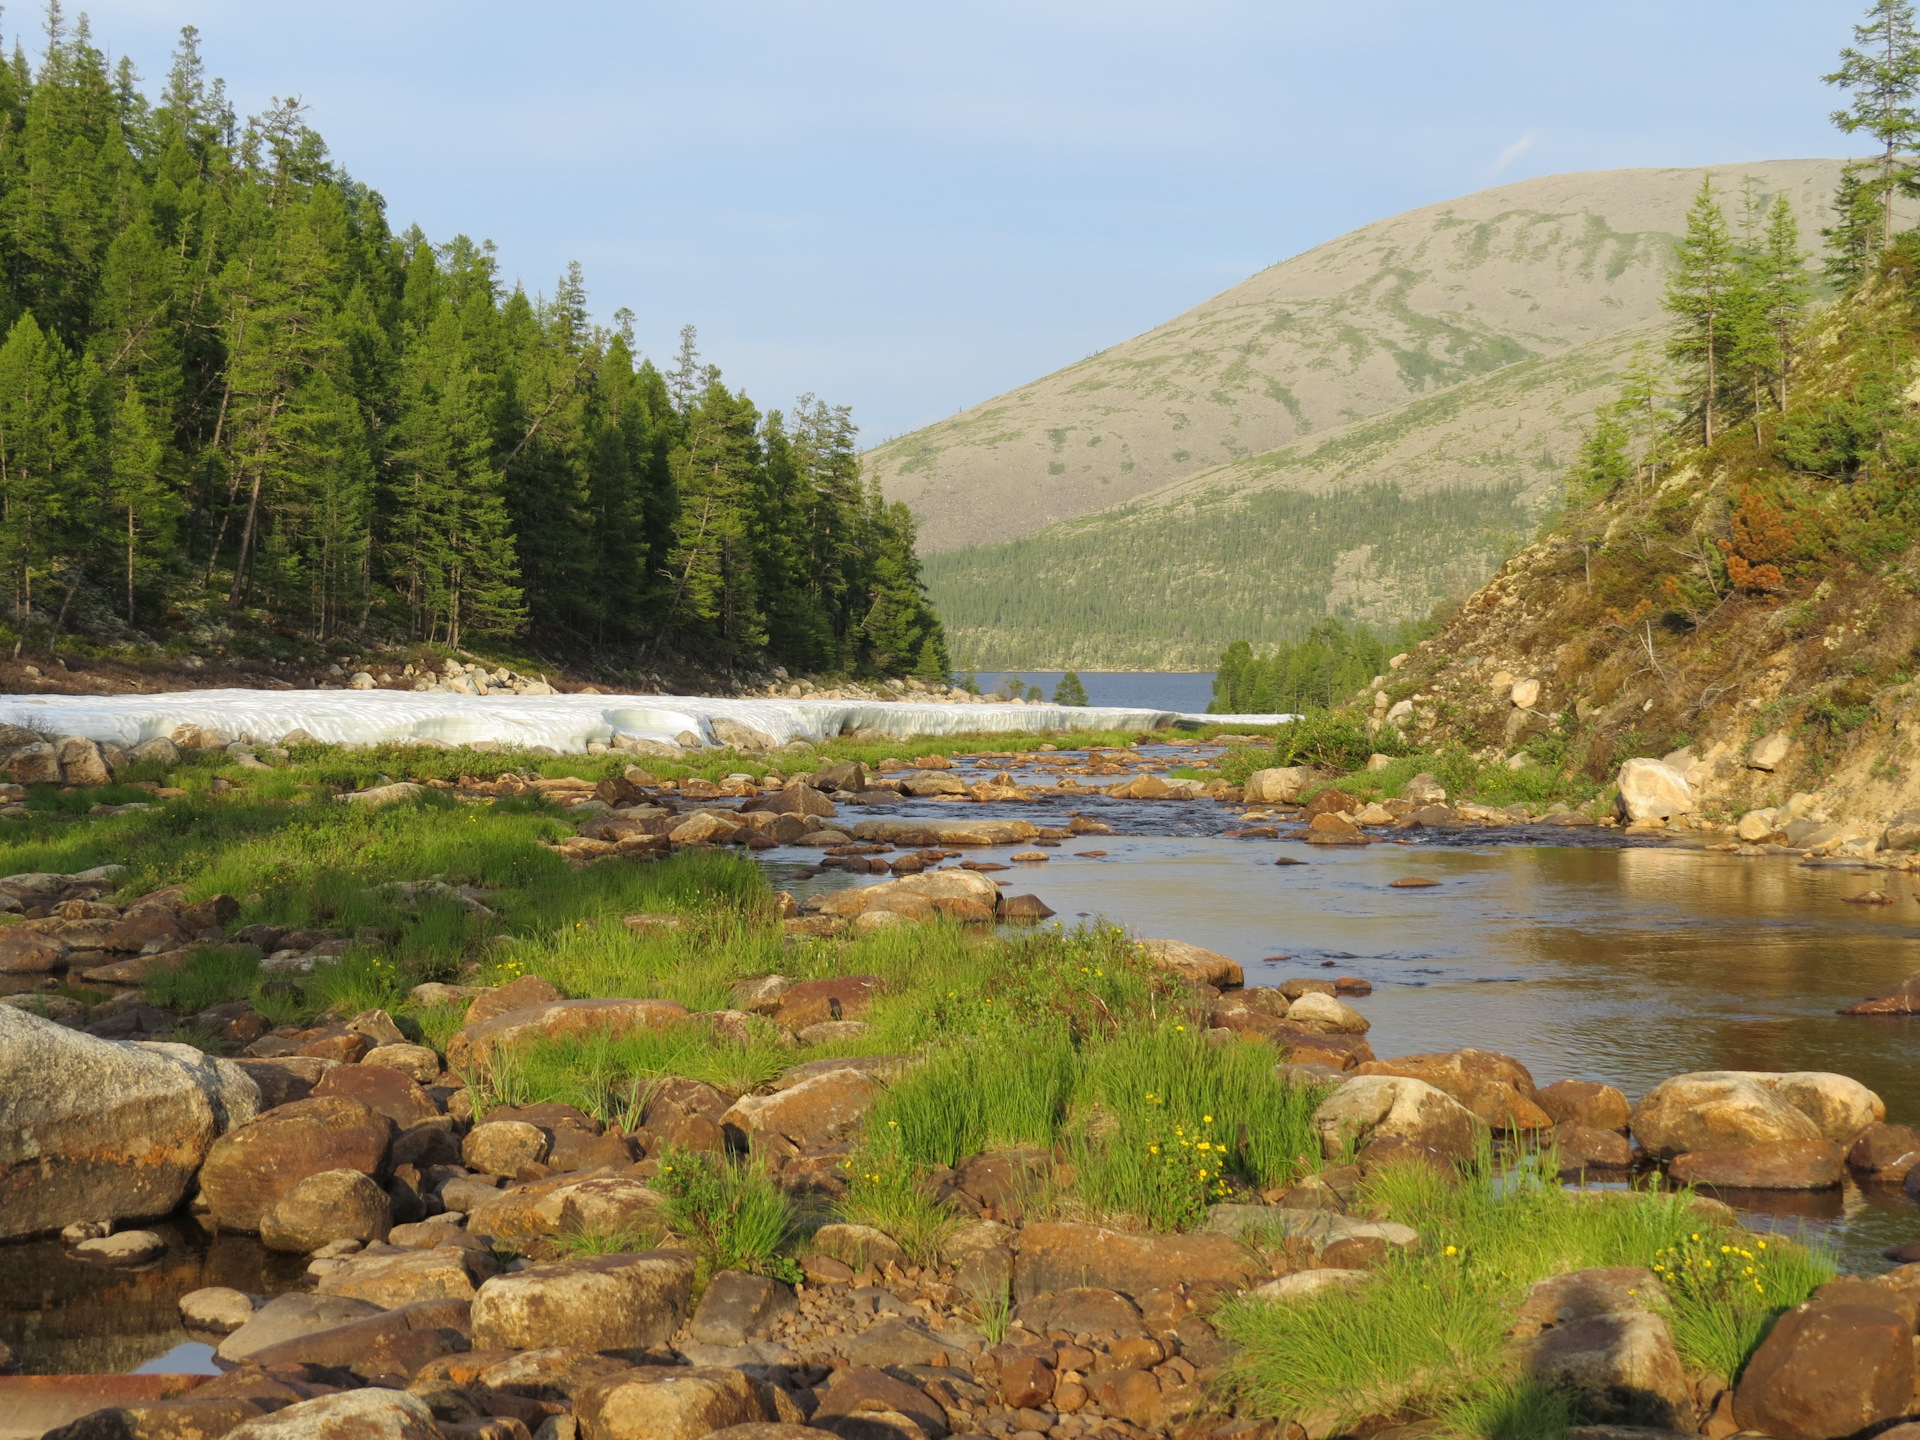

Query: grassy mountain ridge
left=924, top=324, right=1654, bottom=668
left=874, top=160, right=1847, bottom=560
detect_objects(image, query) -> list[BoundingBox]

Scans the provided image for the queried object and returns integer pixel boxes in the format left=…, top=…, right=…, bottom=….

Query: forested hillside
left=0, top=15, right=946, bottom=680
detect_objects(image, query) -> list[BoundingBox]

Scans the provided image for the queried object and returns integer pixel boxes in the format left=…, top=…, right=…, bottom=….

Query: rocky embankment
left=8, top=918, right=1920, bottom=1440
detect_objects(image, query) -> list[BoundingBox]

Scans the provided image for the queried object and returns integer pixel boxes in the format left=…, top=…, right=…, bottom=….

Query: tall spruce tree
left=1665, top=177, right=1740, bottom=446
left=1827, top=0, right=1920, bottom=253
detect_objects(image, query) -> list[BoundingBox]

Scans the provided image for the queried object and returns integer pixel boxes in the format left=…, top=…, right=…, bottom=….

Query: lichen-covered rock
left=469, top=1250, right=695, bottom=1351
left=1735, top=1301, right=1914, bottom=1440
left=1629, top=1071, right=1883, bottom=1159
left=1136, top=938, right=1243, bottom=988
left=258, top=1169, right=392, bottom=1252
left=446, top=997, right=687, bottom=1071
left=1356, top=1049, right=1547, bottom=1130
left=0, top=1009, right=259, bottom=1239
left=1311, top=1074, right=1486, bottom=1160
left=720, top=1066, right=880, bottom=1156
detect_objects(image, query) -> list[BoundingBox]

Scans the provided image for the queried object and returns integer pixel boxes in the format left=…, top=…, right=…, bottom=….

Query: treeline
left=1208, top=617, right=1427, bottom=714
left=0, top=14, right=947, bottom=676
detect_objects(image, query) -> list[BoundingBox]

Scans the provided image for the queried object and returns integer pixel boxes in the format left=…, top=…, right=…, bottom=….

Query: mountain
left=869, top=160, right=1853, bottom=668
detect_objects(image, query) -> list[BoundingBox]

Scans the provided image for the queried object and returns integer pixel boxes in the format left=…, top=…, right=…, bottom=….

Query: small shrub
left=1655, top=1227, right=1831, bottom=1380
left=549, top=1219, right=666, bottom=1256
left=655, top=1147, right=800, bottom=1283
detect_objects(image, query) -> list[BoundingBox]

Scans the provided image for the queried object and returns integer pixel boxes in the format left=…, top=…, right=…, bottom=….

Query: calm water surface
left=972, top=671, right=1216, bottom=713
left=773, top=744, right=1920, bottom=1271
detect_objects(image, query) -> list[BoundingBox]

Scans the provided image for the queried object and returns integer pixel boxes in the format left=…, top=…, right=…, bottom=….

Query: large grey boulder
left=1629, top=1071, right=1883, bottom=1159
left=0, top=1008, right=259, bottom=1239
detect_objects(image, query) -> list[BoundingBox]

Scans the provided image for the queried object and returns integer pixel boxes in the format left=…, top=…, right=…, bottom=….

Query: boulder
left=1669, top=1142, right=1844, bottom=1190
left=216, top=1292, right=385, bottom=1363
left=1511, top=678, right=1541, bottom=709
left=1849, top=1122, right=1920, bottom=1181
left=812, top=1364, right=951, bottom=1437
left=470, top=1250, right=696, bottom=1350
left=1553, top=1123, right=1634, bottom=1171
left=463, top=1120, right=551, bottom=1176
left=1735, top=1301, right=1914, bottom=1439
left=221, top=1390, right=439, bottom=1440
left=315, top=1244, right=498, bottom=1306
left=720, top=1066, right=880, bottom=1156
left=1284, top=991, right=1370, bottom=1035
left=1526, top=1311, right=1695, bottom=1431
left=574, top=1365, right=762, bottom=1440
left=1012, top=1221, right=1260, bottom=1302
left=1355, top=1049, right=1547, bottom=1130
left=199, top=1096, right=393, bottom=1232
left=1137, top=938, right=1244, bottom=988
left=0, top=1010, right=260, bottom=1239
left=311, top=1064, right=438, bottom=1128
left=1242, top=767, right=1317, bottom=803
left=710, top=718, right=776, bottom=750
left=1615, top=759, right=1692, bottom=822
left=1739, top=808, right=1784, bottom=842
left=1537, top=1080, right=1631, bottom=1132
left=850, top=816, right=1040, bottom=847
left=0, top=928, right=69, bottom=973
left=1629, top=1071, right=1883, bottom=1158
left=446, top=997, right=688, bottom=1070
left=685, top=1270, right=798, bottom=1346
left=1840, top=972, right=1920, bottom=1015
left=56, top=738, right=112, bottom=787
left=465, top=1172, right=666, bottom=1252
left=815, top=869, right=1002, bottom=921
left=1311, top=1075, right=1487, bottom=1161
left=1250, top=1269, right=1372, bottom=1303
left=1512, top=1267, right=1665, bottom=1338
left=770, top=975, right=886, bottom=1029
left=5, top=741, right=60, bottom=784
left=259, top=1169, right=392, bottom=1252
left=465, top=974, right=565, bottom=1026
left=359, top=1043, right=441, bottom=1085
left=1747, top=730, right=1792, bottom=772
left=179, top=1287, right=258, bottom=1334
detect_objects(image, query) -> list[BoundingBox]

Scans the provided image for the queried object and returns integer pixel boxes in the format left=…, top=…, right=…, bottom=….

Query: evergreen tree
left=1826, top=0, right=1920, bottom=254
left=1053, top=669, right=1089, bottom=705
left=1664, top=177, right=1740, bottom=445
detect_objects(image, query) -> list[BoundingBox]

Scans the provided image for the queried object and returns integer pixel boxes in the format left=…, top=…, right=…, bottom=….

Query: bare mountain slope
left=874, top=160, right=1847, bottom=555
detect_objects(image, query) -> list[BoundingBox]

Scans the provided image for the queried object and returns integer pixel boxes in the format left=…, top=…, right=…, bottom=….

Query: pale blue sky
left=76, top=1, right=1860, bottom=441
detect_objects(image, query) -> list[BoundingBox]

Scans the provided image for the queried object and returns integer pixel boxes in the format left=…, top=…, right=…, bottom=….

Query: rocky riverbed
left=6, top=730, right=1920, bottom=1440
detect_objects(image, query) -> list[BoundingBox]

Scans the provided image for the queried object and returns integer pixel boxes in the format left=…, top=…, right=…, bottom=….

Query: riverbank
left=3, top=729, right=1919, bottom=1440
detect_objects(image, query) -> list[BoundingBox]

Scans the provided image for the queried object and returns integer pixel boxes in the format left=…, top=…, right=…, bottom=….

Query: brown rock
left=101, top=909, right=186, bottom=954
left=259, top=1168, right=392, bottom=1252
left=222, top=1390, right=441, bottom=1439
left=1511, top=1267, right=1664, bottom=1338
left=1013, top=1222, right=1260, bottom=1302
left=1354, top=1049, right=1550, bottom=1131
left=1089, top=1368, right=1163, bottom=1426
left=463, top=1120, right=552, bottom=1177
left=748, top=782, right=838, bottom=818
left=470, top=1250, right=694, bottom=1352
left=317, top=1245, right=499, bottom=1306
left=1669, top=1142, right=1845, bottom=1190
left=446, top=997, right=688, bottom=1071
left=1553, top=1122, right=1634, bottom=1171
left=1538, top=1080, right=1632, bottom=1131
left=0, top=927, right=68, bottom=972
left=719, top=1066, right=879, bottom=1157
left=769, top=975, right=886, bottom=1029
left=1303, top=788, right=1359, bottom=817
left=1848, top=1121, right=1920, bottom=1181
left=1137, top=938, right=1244, bottom=988
left=200, top=1096, right=395, bottom=1232
left=812, top=1364, right=951, bottom=1437
left=464, top=975, right=564, bottom=1027
left=1311, top=1075, right=1487, bottom=1161
left=312, top=1065, right=439, bottom=1128
left=574, top=1365, right=764, bottom=1440
left=1526, top=1311, right=1695, bottom=1431
left=1734, top=1302, right=1913, bottom=1440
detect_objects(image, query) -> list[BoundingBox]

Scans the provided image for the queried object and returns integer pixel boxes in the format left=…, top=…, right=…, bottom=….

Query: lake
left=970, top=670, right=1217, bottom=713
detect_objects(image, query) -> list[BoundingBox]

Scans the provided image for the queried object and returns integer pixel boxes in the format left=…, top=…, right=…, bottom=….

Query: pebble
left=1388, top=877, right=1439, bottom=888
left=72, top=1229, right=165, bottom=1265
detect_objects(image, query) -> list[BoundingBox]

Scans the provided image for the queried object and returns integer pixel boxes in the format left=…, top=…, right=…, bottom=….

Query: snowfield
left=0, top=689, right=1286, bottom=754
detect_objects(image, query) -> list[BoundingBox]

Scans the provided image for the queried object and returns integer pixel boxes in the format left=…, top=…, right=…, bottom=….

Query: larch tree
left=1826, top=0, right=1920, bottom=253
left=1664, top=177, right=1740, bottom=446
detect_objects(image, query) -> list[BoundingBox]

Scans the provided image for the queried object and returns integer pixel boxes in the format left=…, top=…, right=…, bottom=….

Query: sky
left=66, top=1, right=1866, bottom=442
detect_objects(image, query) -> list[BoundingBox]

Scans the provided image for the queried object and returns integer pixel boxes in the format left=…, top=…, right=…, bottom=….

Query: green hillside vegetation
left=0, top=15, right=944, bottom=679
left=873, top=159, right=1847, bottom=557
left=1207, top=617, right=1430, bottom=714
left=922, top=323, right=1667, bottom=668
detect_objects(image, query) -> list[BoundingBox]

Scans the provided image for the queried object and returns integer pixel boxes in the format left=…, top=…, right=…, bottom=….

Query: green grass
left=142, top=945, right=263, bottom=1014
left=1214, top=1148, right=1832, bottom=1437
left=655, top=1148, right=801, bottom=1283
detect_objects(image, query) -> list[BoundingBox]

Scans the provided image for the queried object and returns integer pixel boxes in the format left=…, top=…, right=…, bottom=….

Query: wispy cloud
left=1490, top=131, right=1535, bottom=177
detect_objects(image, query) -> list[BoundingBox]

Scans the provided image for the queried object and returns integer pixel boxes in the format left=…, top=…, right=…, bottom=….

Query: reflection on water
left=0, top=1219, right=306, bottom=1374
left=773, top=833, right=1920, bottom=1271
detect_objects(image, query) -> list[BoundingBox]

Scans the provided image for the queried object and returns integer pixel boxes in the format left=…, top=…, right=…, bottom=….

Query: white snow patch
left=0, top=689, right=1292, bottom=754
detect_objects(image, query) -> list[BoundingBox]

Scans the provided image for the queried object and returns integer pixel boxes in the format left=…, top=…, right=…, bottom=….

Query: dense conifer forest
left=0, top=12, right=948, bottom=679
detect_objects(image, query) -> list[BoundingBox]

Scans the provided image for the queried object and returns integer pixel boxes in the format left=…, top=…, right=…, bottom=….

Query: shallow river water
left=771, top=744, right=1920, bottom=1273
left=10, top=741, right=1920, bottom=1376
